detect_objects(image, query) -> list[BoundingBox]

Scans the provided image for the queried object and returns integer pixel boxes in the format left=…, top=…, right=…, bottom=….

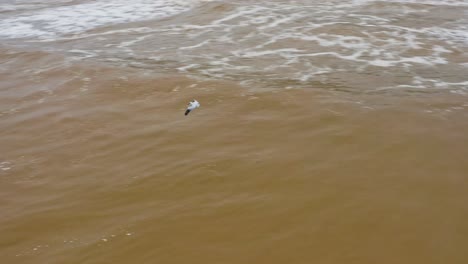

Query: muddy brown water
left=1, top=1, right=468, bottom=263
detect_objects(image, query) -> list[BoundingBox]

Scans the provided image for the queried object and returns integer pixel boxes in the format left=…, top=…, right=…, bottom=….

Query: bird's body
left=185, top=100, right=200, bottom=116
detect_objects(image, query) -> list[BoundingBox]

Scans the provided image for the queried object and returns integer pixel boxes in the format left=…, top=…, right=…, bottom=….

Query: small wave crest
left=0, top=0, right=211, bottom=39
left=354, top=0, right=468, bottom=7
left=88, top=0, right=466, bottom=91
left=4, top=0, right=467, bottom=93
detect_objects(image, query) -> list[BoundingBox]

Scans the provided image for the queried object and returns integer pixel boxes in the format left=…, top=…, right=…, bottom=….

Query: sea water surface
left=1, top=1, right=468, bottom=263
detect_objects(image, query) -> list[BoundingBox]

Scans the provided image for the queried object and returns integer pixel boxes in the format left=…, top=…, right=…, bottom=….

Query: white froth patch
left=382, top=77, right=468, bottom=91
left=0, top=3, right=46, bottom=12
left=368, top=56, right=447, bottom=67
left=4, top=0, right=463, bottom=92
left=0, top=162, right=12, bottom=171
left=170, top=1, right=465, bottom=90
left=355, top=0, right=468, bottom=6
left=178, top=64, right=200, bottom=71
left=0, top=0, right=208, bottom=39
left=237, top=48, right=303, bottom=58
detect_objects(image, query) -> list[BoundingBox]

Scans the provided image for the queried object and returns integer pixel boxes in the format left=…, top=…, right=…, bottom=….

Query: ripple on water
left=22, top=0, right=463, bottom=93
left=1, top=0, right=467, bottom=94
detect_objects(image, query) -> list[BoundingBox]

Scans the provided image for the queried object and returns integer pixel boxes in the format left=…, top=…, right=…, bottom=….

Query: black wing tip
left=184, top=110, right=190, bottom=116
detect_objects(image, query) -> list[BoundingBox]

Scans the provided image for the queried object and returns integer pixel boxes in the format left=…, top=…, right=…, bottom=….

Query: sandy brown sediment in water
left=1, top=47, right=468, bottom=264
left=1, top=0, right=468, bottom=261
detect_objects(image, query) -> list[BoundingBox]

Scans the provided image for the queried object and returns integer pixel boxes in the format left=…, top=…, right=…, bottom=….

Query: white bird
left=185, top=99, right=200, bottom=116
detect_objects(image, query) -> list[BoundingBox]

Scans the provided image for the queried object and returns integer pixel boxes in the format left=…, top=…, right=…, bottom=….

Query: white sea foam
left=0, top=161, right=12, bottom=171
left=0, top=4, right=46, bottom=12
left=353, top=0, right=468, bottom=6
left=4, top=0, right=466, bottom=93
left=166, top=0, right=466, bottom=90
left=0, top=0, right=209, bottom=39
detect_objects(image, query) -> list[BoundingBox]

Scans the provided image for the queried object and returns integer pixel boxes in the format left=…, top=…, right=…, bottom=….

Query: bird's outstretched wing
left=184, top=100, right=199, bottom=116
